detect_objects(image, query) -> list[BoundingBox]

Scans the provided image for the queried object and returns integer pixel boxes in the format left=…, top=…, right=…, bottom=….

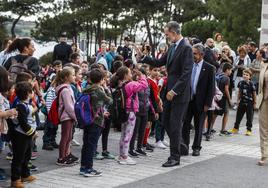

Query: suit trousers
left=163, top=100, right=188, bottom=161
left=182, top=100, right=206, bottom=151
left=259, top=100, right=268, bottom=159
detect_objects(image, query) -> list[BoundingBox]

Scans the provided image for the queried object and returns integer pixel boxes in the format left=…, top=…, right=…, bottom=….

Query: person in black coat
left=204, top=38, right=220, bottom=70
left=139, top=21, right=193, bottom=167
left=182, top=43, right=215, bottom=157
left=53, top=33, right=72, bottom=66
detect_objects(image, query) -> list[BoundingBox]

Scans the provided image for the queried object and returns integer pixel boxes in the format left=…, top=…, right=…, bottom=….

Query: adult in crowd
left=96, top=42, right=113, bottom=71
left=140, top=21, right=193, bottom=167
left=182, top=44, right=215, bottom=156
left=117, top=36, right=132, bottom=61
left=257, top=60, right=268, bottom=166
left=0, top=38, right=13, bottom=66
left=70, top=53, right=81, bottom=65
left=250, top=49, right=266, bottom=92
left=156, top=43, right=168, bottom=59
left=108, top=43, right=118, bottom=59
left=248, top=41, right=258, bottom=62
left=214, top=33, right=224, bottom=51
left=3, top=38, right=40, bottom=76
left=53, top=32, right=72, bottom=66
left=204, top=38, right=220, bottom=70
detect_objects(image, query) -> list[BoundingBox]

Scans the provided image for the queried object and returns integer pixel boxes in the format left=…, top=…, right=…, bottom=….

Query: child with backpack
left=211, top=63, right=234, bottom=136
left=111, top=66, right=148, bottom=165
left=129, top=66, right=150, bottom=157
left=42, top=78, right=59, bottom=151
left=10, top=81, right=38, bottom=188
left=54, top=67, right=78, bottom=166
left=79, top=69, right=113, bottom=177
left=230, top=69, right=257, bottom=136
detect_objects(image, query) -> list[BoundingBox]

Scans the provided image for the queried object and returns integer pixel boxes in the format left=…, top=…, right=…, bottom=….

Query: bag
left=40, top=92, right=48, bottom=115
left=47, top=86, right=67, bottom=126
left=74, top=94, right=94, bottom=129
left=111, top=82, right=135, bottom=124
left=8, top=56, right=32, bottom=81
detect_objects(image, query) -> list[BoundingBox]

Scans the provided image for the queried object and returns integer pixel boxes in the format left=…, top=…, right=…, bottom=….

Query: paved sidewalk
left=0, top=110, right=261, bottom=188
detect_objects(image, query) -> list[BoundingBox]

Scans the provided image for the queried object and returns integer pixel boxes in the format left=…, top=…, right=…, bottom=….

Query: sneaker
left=28, top=162, right=38, bottom=172
left=232, top=104, right=238, bottom=110
left=6, top=152, right=13, bottom=160
left=67, top=153, right=79, bottom=163
left=205, top=134, right=211, bottom=141
left=219, top=130, right=232, bottom=136
left=80, top=168, right=102, bottom=177
left=245, top=130, right=252, bottom=136
left=22, top=175, right=37, bottom=183
left=155, top=141, right=167, bottom=149
left=56, top=158, right=77, bottom=166
left=229, top=128, right=239, bottom=134
left=42, top=144, right=54, bottom=151
left=144, top=144, right=154, bottom=152
left=128, top=150, right=139, bottom=158
left=162, top=140, right=170, bottom=147
left=31, top=152, right=38, bottom=160
left=211, top=129, right=216, bottom=134
left=51, top=142, right=59, bottom=149
left=94, top=152, right=104, bottom=160
left=71, top=139, right=80, bottom=146
left=118, top=156, right=137, bottom=165
left=147, top=143, right=155, bottom=148
left=11, top=180, right=24, bottom=188
left=135, top=148, right=147, bottom=156
left=102, top=151, right=115, bottom=159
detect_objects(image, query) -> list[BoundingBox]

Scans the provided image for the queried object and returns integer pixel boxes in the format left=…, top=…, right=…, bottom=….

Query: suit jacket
left=142, top=39, right=193, bottom=103
left=192, top=61, right=215, bottom=112
left=257, top=62, right=268, bottom=109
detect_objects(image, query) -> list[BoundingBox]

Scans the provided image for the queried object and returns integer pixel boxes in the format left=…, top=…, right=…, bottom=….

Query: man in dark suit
left=182, top=43, right=215, bottom=157
left=117, top=36, right=132, bottom=61
left=140, top=21, right=193, bottom=167
left=53, top=32, right=72, bottom=66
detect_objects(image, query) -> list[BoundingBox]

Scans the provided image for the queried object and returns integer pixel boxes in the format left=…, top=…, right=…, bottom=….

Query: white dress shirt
left=192, top=60, right=204, bottom=95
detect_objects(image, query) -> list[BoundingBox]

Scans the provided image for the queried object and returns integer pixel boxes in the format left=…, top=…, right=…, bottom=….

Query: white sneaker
left=162, top=140, right=170, bottom=147
left=155, top=141, right=167, bottom=149
left=71, top=139, right=80, bottom=146
left=118, top=156, right=137, bottom=165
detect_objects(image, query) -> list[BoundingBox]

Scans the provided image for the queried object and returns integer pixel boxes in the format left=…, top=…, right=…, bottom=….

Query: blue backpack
left=74, top=94, right=94, bottom=128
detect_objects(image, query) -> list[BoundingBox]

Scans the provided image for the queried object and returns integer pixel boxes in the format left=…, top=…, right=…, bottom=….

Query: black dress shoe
left=192, top=150, right=200, bottom=156
left=162, top=159, right=180, bottom=167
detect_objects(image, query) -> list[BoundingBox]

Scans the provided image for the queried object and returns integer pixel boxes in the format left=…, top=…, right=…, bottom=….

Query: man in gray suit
left=141, top=21, right=193, bottom=167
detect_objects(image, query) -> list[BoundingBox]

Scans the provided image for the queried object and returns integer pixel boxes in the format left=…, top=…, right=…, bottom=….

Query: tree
left=0, top=16, right=9, bottom=49
left=0, top=0, right=54, bottom=38
left=207, top=0, right=262, bottom=48
left=182, top=20, right=220, bottom=42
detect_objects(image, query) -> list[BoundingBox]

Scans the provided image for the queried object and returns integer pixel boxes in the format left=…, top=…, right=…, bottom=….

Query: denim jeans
left=81, top=124, right=102, bottom=169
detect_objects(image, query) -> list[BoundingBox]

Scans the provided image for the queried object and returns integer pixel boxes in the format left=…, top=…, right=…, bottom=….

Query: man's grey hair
left=165, top=21, right=181, bottom=35
left=193, top=43, right=206, bottom=55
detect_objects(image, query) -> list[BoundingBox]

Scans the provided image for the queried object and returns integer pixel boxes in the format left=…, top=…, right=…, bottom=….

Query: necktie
left=168, top=44, right=176, bottom=64
left=191, top=63, right=198, bottom=96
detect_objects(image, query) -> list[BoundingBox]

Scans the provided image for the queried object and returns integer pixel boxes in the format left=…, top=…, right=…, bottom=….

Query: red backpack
left=48, top=86, right=67, bottom=126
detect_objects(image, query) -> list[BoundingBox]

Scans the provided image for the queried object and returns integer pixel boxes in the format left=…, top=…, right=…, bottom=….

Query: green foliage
left=207, top=0, right=262, bottom=48
left=182, top=20, right=220, bottom=43
left=39, top=52, right=53, bottom=66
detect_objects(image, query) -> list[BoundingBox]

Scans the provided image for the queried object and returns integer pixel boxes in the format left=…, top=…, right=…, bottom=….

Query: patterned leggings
left=119, top=112, right=136, bottom=157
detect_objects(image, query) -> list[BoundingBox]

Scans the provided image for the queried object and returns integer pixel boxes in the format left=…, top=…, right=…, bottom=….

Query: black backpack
left=111, top=82, right=135, bottom=124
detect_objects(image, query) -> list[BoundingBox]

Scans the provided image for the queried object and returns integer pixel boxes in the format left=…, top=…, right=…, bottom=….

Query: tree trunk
left=11, top=15, right=22, bottom=38
left=97, top=17, right=102, bottom=47
left=86, top=21, right=90, bottom=59
left=90, top=23, right=93, bottom=57
left=144, top=17, right=154, bottom=57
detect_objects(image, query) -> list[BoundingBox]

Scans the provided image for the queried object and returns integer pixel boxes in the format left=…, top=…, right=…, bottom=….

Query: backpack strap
left=22, top=56, right=32, bottom=65
left=57, top=86, right=68, bottom=121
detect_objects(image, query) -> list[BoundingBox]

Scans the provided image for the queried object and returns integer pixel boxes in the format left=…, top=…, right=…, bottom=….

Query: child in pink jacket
left=54, top=67, right=78, bottom=166
left=111, top=66, right=148, bottom=165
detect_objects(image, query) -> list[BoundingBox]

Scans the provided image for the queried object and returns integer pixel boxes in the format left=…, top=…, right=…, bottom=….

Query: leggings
left=119, top=112, right=136, bottom=157
left=102, top=117, right=111, bottom=151
left=59, top=120, right=73, bottom=159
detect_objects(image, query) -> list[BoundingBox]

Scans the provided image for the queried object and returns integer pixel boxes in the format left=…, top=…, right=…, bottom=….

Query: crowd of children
left=0, top=35, right=265, bottom=187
